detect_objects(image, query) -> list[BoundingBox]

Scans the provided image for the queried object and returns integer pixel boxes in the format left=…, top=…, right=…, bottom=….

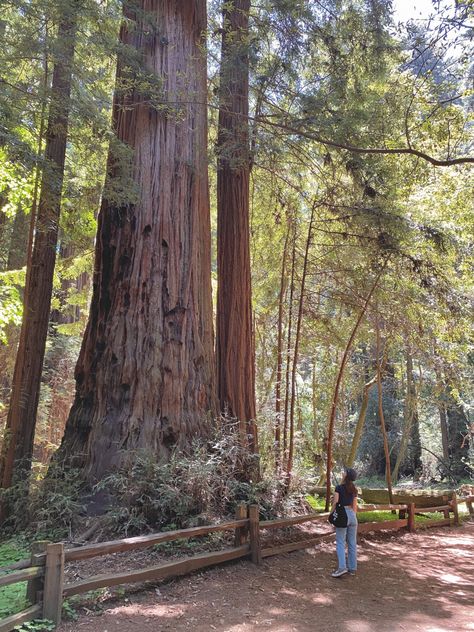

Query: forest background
left=0, top=0, right=473, bottom=542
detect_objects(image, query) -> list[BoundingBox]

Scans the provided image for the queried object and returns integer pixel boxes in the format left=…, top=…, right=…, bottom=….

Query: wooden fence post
left=407, top=503, right=415, bottom=533
left=248, top=505, right=261, bottom=565
left=234, top=502, right=248, bottom=547
left=451, top=493, right=459, bottom=526
left=43, top=543, right=65, bottom=625
left=26, top=541, right=49, bottom=604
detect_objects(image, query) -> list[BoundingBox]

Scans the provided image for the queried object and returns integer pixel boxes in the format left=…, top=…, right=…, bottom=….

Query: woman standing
left=331, top=468, right=358, bottom=577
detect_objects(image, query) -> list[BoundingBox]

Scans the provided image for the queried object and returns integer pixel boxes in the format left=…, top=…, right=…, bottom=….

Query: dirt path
left=58, top=522, right=474, bottom=632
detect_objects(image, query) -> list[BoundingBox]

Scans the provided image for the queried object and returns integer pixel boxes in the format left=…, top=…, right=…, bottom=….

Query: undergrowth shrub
left=1, top=424, right=316, bottom=540
left=0, top=462, right=86, bottom=539
left=96, top=429, right=267, bottom=535
left=95, top=424, right=314, bottom=536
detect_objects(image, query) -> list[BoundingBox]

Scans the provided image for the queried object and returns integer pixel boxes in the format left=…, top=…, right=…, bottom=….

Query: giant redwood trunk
left=56, top=1, right=215, bottom=481
left=216, top=0, right=257, bottom=452
left=0, top=5, right=77, bottom=495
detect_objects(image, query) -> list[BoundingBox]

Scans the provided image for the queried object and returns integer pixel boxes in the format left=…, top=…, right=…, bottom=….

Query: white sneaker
left=331, top=568, right=348, bottom=578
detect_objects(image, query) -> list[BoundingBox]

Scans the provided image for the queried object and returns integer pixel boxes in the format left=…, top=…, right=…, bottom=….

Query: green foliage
left=305, top=495, right=326, bottom=511
left=95, top=431, right=266, bottom=535
left=0, top=465, right=86, bottom=539
left=0, top=280, right=23, bottom=344
left=61, top=598, right=79, bottom=622
left=29, top=466, right=86, bottom=540
left=0, top=537, right=29, bottom=620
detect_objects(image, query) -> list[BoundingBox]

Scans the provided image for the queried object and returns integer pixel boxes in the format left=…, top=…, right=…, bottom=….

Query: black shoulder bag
left=328, top=492, right=348, bottom=528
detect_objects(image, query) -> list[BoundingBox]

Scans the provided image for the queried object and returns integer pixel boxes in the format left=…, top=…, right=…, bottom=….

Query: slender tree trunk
left=283, top=229, right=296, bottom=456
left=287, top=203, right=316, bottom=476
left=347, top=375, right=377, bottom=467
left=56, top=1, right=216, bottom=482
left=216, top=0, right=257, bottom=455
left=438, top=397, right=450, bottom=463
left=311, top=356, right=318, bottom=451
left=375, top=318, right=394, bottom=503
left=444, top=384, right=470, bottom=478
left=0, top=4, right=77, bottom=498
left=434, top=361, right=450, bottom=462
left=324, top=262, right=387, bottom=510
left=392, top=348, right=417, bottom=481
left=274, top=223, right=290, bottom=471
left=25, top=26, right=49, bottom=284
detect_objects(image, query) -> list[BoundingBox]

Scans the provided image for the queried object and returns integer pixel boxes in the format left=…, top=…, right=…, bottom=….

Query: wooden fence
left=0, top=493, right=472, bottom=631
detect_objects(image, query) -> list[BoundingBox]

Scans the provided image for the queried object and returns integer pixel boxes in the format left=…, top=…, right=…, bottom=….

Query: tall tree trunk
left=438, top=396, right=450, bottom=464
left=347, top=375, right=377, bottom=467
left=434, top=358, right=450, bottom=463
left=375, top=318, right=394, bottom=503
left=25, top=25, right=50, bottom=283
left=324, top=262, right=387, bottom=510
left=56, top=0, right=216, bottom=482
left=311, top=356, right=318, bottom=451
left=287, top=203, right=316, bottom=476
left=283, top=229, right=296, bottom=456
left=0, top=4, right=77, bottom=498
left=274, top=223, right=290, bottom=471
left=392, top=347, right=419, bottom=481
left=216, top=0, right=257, bottom=454
left=444, top=384, right=470, bottom=478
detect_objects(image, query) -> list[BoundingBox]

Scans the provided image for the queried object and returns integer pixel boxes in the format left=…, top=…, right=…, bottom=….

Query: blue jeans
left=335, top=508, right=357, bottom=571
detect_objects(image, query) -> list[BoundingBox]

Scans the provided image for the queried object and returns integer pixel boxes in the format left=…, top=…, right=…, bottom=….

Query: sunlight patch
left=439, top=573, right=464, bottom=584
left=344, top=620, right=375, bottom=632
left=311, top=594, right=333, bottom=605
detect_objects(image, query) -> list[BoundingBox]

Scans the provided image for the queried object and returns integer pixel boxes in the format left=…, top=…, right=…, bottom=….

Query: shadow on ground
left=57, top=522, right=474, bottom=632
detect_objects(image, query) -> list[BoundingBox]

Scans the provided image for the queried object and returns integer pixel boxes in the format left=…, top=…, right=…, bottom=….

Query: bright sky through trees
left=393, top=0, right=437, bottom=22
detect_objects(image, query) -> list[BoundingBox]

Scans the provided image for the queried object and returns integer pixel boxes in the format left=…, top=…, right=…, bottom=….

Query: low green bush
left=0, top=537, right=29, bottom=620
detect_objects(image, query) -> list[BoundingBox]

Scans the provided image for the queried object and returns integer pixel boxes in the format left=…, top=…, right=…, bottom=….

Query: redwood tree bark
left=216, top=0, right=257, bottom=452
left=57, top=0, right=216, bottom=481
left=0, top=4, right=77, bottom=494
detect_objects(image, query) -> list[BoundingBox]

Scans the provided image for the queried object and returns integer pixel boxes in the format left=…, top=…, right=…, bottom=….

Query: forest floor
left=56, top=521, right=474, bottom=632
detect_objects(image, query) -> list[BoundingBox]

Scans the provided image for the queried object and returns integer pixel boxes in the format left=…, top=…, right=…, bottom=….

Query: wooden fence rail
left=0, top=494, right=471, bottom=631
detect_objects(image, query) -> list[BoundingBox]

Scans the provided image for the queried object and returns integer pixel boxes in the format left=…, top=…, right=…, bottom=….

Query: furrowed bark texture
left=57, top=0, right=215, bottom=481
left=216, top=0, right=257, bottom=451
left=0, top=6, right=77, bottom=493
